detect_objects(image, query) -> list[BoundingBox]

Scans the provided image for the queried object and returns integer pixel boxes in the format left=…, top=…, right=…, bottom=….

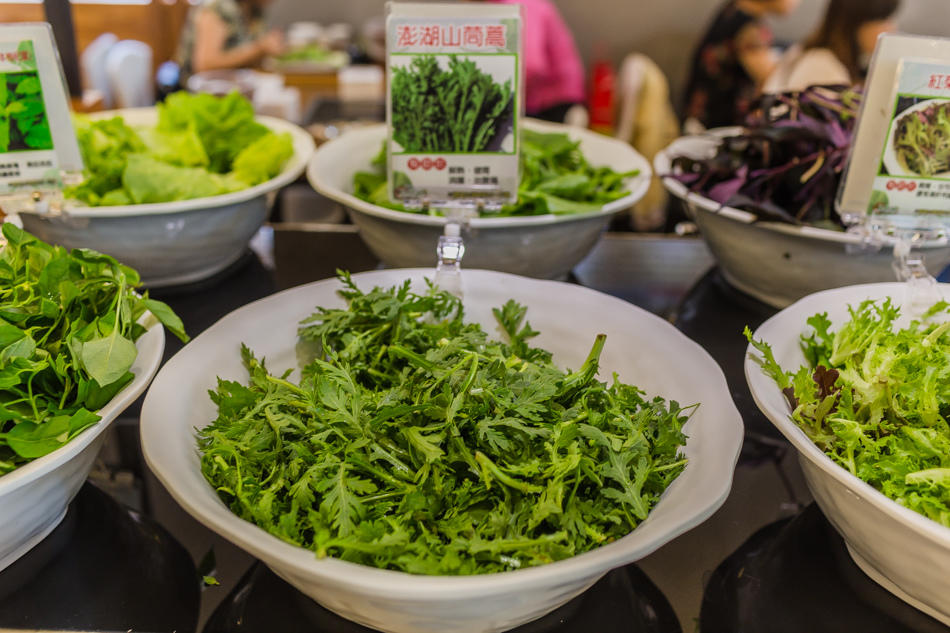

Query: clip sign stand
left=385, top=2, right=523, bottom=295
left=0, top=23, right=82, bottom=196
left=837, top=33, right=950, bottom=310
left=385, top=1, right=522, bottom=211
left=838, top=33, right=950, bottom=237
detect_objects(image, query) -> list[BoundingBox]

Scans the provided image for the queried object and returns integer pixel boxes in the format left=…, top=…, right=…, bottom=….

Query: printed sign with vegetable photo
left=385, top=3, right=523, bottom=205
left=0, top=40, right=52, bottom=154
left=854, top=58, right=950, bottom=220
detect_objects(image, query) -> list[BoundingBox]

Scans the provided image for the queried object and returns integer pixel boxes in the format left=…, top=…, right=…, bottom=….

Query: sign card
left=838, top=33, right=950, bottom=235
left=0, top=23, right=82, bottom=189
left=385, top=2, right=522, bottom=208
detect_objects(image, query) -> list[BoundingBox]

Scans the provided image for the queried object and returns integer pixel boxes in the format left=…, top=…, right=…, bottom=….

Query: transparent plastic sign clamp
left=384, top=1, right=524, bottom=293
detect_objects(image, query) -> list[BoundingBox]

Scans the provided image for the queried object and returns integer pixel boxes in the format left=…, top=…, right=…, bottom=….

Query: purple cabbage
left=669, top=85, right=862, bottom=228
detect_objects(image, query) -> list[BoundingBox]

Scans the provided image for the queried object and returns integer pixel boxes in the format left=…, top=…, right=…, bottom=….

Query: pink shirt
left=494, top=0, right=586, bottom=114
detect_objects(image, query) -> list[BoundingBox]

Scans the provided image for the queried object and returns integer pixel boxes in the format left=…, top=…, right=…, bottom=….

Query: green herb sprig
left=0, top=224, right=188, bottom=474
left=199, top=272, right=690, bottom=575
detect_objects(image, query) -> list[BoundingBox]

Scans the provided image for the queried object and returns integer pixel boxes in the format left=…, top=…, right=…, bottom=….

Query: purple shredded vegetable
left=668, top=85, right=862, bottom=228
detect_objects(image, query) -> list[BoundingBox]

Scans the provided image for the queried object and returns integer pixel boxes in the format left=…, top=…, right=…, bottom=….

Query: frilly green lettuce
left=747, top=299, right=950, bottom=528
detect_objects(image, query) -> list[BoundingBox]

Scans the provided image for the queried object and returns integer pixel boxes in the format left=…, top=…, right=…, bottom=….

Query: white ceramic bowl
left=18, top=108, right=315, bottom=288
left=306, top=121, right=651, bottom=279
left=656, top=133, right=950, bottom=309
left=141, top=268, right=743, bottom=633
left=0, top=312, right=165, bottom=572
left=745, top=282, right=950, bottom=626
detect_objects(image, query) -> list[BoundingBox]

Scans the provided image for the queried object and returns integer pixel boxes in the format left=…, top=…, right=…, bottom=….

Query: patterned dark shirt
left=176, top=0, right=265, bottom=78
left=683, top=2, right=773, bottom=129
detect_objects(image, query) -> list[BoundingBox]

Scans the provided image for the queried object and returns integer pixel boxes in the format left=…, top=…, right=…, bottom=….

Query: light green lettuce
left=67, top=92, right=294, bottom=207
left=746, top=299, right=950, bottom=527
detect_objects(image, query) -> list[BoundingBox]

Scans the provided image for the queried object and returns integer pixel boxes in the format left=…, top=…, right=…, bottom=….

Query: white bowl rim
left=142, top=268, right=743, bottom=602
left=39, top=108, right=316, bottom=218
left=745, top=280, right=950, bottom=545
left=306, top=120, right=653, bottom=229
left=0, top=314, right=166, bottom=495
left=655, top=132, right=950, bottom=250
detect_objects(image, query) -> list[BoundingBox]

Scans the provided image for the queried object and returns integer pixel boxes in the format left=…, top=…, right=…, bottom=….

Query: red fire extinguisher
left=589, top=44, right=615, bottom=135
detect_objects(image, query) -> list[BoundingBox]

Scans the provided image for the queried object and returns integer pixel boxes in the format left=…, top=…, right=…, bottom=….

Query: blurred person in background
left=176, top=0, right=286, bottom=79
left=682, top=0, right=800, bottom=132
left=763, top=0, right=900, bottom=93
left=489, top=0, right=585, bottom=122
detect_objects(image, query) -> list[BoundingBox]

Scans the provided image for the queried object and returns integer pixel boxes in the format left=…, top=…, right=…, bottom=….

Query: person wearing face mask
left=682, top=0, right=802, bottom=132
left=763, top=0, right=901, bottom=93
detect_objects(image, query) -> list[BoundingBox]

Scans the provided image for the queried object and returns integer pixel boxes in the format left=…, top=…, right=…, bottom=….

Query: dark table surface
left=2, top=231, right=948, bottom=633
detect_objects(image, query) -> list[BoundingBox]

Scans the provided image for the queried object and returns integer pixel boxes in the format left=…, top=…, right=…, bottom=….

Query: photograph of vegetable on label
left=390, top=54, right=515, bottom=154
left=198, top=272, right=690, bottom=575
left=883, top=97, right=950, bottom=179
left=0, top=40, right=52, bottom=155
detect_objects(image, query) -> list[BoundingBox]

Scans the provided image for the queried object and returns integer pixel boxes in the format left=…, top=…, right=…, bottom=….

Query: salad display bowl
left=656, top=134, right=950, bottom=309
left=306, top=121, right=651, bottom=280
left=17, top=108, right=315, bottom=288
left=0, top=315, right=165, bottom=572
left=745, top=282, right=950, bottom=626
left=141, top=269, right=743, bottom=633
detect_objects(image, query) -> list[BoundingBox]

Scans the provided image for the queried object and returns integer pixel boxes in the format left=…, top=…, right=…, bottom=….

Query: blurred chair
left=564, top=104, right=590, bottom=128
left=106, top=40, right=155, bottom=108
left=614, top=53, right=680, bottom=232
left=80, top=32, right=118, bottom=109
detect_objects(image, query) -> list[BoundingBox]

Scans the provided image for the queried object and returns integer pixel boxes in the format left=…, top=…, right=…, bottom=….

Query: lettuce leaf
left=65, top=116, right=147, bottom=205
left=157, top=91, right=271, bottom=173
left=67, top=92, right=292, bottom=207
left=138, top=123, right=209, bottom=168
left=231, top=132, right=294, bottom=186
left=123, top=155, right=245, bottom=204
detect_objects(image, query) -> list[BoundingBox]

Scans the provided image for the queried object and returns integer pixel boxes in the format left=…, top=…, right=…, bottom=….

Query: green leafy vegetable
left=0, top=68, right=53, bottom=153
left=0, top=224, right=189, bottom=475
left=231, top=132, right=295, bottom=186
left=391, top=55, right=513, bottom=153
left=122, top=155, right=245, bottom=204
left=746, top=299, right=950, bottom=527
left=65, top=92, right=294, bottom=207
left=353, top=130, right=639, bottom=218
left=893, top=100, right=950, bottom=177
left=275, top=45, right=345, bottom=65
left=198, top=272, right=690, bottom=575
